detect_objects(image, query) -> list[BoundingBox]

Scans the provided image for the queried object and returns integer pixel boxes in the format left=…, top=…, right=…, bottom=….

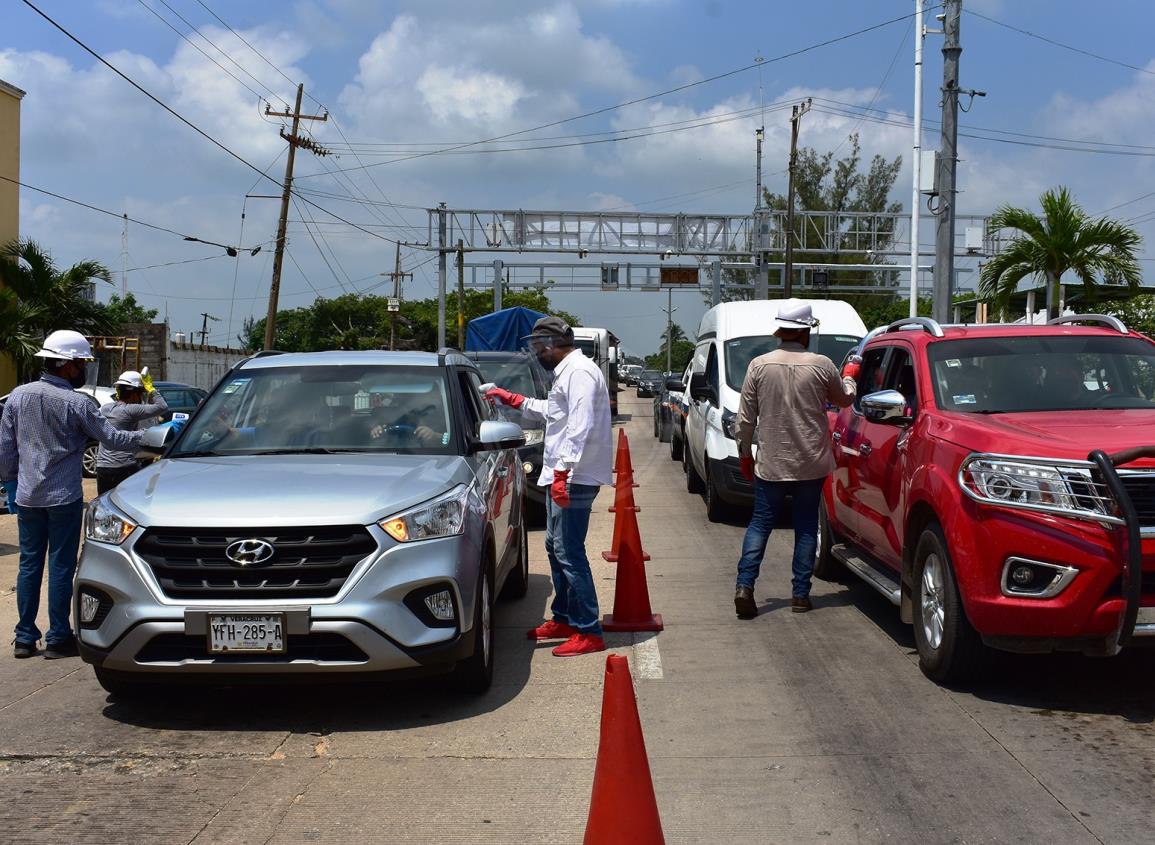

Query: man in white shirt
left=486, top=316, right=613, bottom=657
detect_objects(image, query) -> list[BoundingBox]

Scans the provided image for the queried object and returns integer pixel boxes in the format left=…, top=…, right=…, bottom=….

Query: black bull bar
left=1089, top=447, right=1153, bottom=650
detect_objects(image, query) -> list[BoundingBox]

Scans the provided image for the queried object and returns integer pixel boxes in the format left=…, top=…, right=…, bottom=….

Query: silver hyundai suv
left=75, top=350, right=528, bottom=697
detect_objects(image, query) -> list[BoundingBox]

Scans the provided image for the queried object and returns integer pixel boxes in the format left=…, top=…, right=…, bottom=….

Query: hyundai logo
left=225, top=539, right=276, bottom=567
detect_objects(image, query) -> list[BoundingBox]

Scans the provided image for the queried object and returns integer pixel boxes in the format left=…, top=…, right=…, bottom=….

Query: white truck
left=572, top=326, right=620, bottom=416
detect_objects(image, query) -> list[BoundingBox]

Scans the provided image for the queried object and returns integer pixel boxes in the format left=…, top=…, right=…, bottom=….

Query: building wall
left=0, top=79, right=26, bottom=394
left=167, top=340, right=248, bottom=390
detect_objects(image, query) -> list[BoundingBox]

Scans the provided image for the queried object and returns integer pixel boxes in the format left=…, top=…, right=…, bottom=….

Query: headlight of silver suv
left=85, top=496, right=138, bottom=545
left=379, top=484, right=473, bottom=543
left=959, top=455, right=1120, bottom=525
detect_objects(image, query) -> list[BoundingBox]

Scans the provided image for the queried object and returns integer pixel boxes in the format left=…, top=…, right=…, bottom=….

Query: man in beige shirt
left=733, top=300, right=860, bottom=618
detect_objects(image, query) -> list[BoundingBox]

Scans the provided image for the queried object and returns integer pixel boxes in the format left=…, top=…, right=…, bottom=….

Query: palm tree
left=0, top=239, right=115, bottom=381
left=979, top=187, right=1142, bottom=320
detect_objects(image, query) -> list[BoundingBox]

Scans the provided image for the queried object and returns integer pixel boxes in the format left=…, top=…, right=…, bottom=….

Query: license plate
left=208, top=613, right=285, bottom=654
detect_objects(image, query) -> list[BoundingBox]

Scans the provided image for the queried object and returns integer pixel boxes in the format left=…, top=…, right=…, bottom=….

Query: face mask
left=67, top=366, right=88, bottom=389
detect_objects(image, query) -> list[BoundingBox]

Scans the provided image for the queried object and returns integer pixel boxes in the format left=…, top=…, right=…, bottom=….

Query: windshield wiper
left=255, top=447, right=362, bottom=455
left=173, top=449, right=226, bottom=457
left=971, top=409, right=1008, bottom=415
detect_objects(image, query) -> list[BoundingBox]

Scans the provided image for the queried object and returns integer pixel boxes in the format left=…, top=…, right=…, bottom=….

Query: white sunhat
left=772, top=300, right=821, bottom=331
left=113, top=370, right=144, bottom=389
left=33, top=329, right=95, bottom=360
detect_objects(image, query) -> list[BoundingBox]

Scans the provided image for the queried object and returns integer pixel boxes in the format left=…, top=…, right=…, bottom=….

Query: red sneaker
left=527, top=620, right=578, bottom=641
left=551, top=633, right=606, bottom=657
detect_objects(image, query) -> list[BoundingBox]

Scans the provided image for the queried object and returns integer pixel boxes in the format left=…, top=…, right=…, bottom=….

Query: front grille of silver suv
left=134, top=525, right=377, bottom=599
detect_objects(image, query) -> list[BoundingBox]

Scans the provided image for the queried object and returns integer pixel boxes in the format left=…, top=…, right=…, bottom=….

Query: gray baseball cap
left=523, top=315, right=574, bottom=344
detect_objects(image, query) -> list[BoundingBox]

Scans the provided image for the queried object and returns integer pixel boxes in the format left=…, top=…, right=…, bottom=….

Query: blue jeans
left=736, top=477, right=825, bottom=598
left=544, top=483, right=602, bottom=635
left=15, top=499, right=85, bottom=646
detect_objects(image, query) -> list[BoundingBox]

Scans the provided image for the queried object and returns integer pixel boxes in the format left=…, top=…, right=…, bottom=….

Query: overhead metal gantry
left=424, top=206, right=1002, bottom=347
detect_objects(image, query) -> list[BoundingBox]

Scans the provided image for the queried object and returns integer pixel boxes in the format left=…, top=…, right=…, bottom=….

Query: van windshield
left=723, top=334, right=862, bottom=391
left=574, top=339, right=601, bottom=362
left=170, top=365, right=455, bottom=456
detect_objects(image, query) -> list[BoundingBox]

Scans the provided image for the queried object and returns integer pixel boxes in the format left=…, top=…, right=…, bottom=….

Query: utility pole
left=384, top=242, right=412, bottom=350
left=121, top=212, right=129, bottom=296
left=437, top=203, right=448, bottom=350
left=662, top=288, right=677, bottom=374
left=457, top=239, right=466, bottom=349
left=932, top=0, right=961, bottom=324
left=754, top=127, right=768, bottom=299
left=198, top=312, right=220, bottom=347
left=783, top=98, right=812, bottom=299
left=909, top=0, right=926, bottom=318
left=264, top=84, right=328, bottom=350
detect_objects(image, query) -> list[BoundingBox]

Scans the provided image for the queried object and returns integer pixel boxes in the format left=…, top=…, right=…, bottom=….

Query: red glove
left=740, top=455, right=756, bottom=481
left=486, top=387, right=525, bottom=409
left=550, top=469, right=571, bottom=508
left=841, top=354, right=863, bottom=381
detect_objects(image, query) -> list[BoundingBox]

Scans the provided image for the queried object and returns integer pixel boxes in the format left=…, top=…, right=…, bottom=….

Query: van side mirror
left=689, top=372, right=716, bottom=404
left=861, top=390, right=913, bottom=425
left=665, top=376, right=684, bottom=392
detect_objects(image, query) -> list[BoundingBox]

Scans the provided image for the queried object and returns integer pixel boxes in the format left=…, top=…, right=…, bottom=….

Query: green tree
left=100, top=292, right=159, bottom=324
left=0, top=239, right=115, bottom=380
left=242, top=285, right=581, bottom=353
left=645, top=322, right=694, bottom=372
left=979, top=187, right=1142, bottom=319
left=704, top=133, right=903, bottom=305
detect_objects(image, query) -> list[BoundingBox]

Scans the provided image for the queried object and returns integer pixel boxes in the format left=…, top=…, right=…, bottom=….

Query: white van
left=683, top=299, right=867, bottom=521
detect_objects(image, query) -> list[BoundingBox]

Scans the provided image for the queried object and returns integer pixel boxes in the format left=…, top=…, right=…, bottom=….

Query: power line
left=966, top=9, right=1155, bottom=78
left=132, top=0, right=270, bottom=106
left=296, top=8, right=927, bottom=178
left=21, top=0, right=402, bottom=248
left=126, top=253, right=232, bottom=271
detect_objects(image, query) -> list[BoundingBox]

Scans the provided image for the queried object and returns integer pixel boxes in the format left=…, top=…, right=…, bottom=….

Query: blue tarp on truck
left=465, top=306, right=547, bottom=352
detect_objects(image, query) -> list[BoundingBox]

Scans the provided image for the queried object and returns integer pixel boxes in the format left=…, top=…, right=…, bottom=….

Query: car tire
left=452, top=566, right=495, bottom=693
left=658, top=415, right=671, bottom=443
left=912, top=523, right=987, bottom=684
left=653, top=412, right=659, bottom=438
left=82, top=443, right=98, bottom=478
left=704, top=462, right=727, bottom=522
left=686, top=450, right=705, bottom=495
left=813, top=500, right=845, bottom=582
left=670, top=428, right=683, bottom=462
left=501, top=511, right=529, bottom=601
left=94, top=668, right=151, bottom=701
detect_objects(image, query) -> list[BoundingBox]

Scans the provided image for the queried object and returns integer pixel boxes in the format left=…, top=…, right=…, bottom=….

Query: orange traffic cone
left=612, top=429, right=639, bottom=488
left=602, top=501, right=663, bottom=632
left=603, top=469, right=649, bottom=563
left=583, top=655, right=665, bottom=845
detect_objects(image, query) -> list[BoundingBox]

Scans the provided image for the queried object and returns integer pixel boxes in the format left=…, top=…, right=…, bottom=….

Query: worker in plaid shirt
left=0, top=331, right=144, bottom=660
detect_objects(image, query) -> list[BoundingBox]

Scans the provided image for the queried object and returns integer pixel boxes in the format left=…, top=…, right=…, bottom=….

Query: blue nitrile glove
left=2, top=480, right=17, bottom=516
left=168, top=415, right=188, bottom=435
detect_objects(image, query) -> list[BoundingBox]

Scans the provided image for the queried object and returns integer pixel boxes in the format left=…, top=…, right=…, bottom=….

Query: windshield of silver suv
left=170, top=364, right=455, bottom=456
left=928, top=335, right=1155, bottom=414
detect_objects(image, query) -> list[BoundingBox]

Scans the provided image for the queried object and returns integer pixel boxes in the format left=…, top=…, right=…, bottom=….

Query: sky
left=5, top=0, right=1155, bottom=359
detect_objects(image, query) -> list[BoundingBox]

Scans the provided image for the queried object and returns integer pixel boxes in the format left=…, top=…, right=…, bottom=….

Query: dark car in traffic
left=464, top=350, right=551, bottom=522
left=151, top=381, right=208, bottom=422
left=636, top=370, right=663, bottom=398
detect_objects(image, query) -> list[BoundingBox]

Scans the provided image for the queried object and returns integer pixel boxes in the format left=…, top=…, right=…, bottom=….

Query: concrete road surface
left=0, top=393, right=1153, bottom=844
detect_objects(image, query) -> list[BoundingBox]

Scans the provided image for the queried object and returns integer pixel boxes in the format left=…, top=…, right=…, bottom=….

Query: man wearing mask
left=485, top=316, right=613, bottom=657
left=96, top=369, right=169, bottom=494
left=0, top=331, right=146, bottom=659
left=732, top=301, right=861, bottom=618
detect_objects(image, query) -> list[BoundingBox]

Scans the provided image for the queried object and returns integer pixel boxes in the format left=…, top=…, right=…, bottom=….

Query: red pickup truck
left=820, top=315, right=1155, bottom=683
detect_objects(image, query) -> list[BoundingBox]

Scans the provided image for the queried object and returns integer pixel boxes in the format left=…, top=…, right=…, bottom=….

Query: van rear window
left=724, top=334, right=861, bottom=390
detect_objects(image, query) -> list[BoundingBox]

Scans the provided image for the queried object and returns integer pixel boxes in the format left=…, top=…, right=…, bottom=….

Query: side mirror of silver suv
left=476, top=420, right=526, bottom=451
left=137, top=423, right=178, bottom=454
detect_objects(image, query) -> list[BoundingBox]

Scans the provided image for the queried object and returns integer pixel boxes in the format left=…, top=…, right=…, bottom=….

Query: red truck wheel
left=813, top=502, right=844, bottom=582
left=912, top=524, right=987, bottom=683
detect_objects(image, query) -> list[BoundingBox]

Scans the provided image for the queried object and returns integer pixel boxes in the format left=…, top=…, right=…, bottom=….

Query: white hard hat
left=114, top=370, right=144, bottom=389
left=773, top=300, right=820, bottom=331
left=33, top=330, right=95, bottom=360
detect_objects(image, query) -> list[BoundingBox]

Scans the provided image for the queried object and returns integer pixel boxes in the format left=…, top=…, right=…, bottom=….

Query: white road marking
left=631, top=632, right=664, bottom=680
